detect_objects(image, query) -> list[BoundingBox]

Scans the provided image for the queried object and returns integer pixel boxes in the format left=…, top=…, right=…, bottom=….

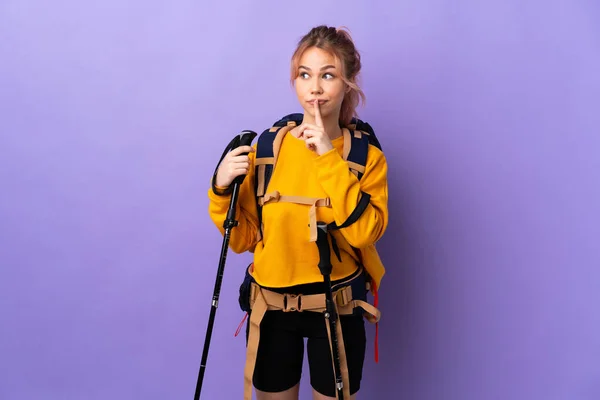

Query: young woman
left=208, top=25, right=388, bottom=400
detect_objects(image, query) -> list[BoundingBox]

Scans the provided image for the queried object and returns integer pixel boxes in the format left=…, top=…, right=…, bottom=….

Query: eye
left=299, top=72, right=310, bottom=79
left=323, top=73, right=335, bottom=80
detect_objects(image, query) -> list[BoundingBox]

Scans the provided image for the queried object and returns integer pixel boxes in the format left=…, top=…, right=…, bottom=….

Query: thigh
left=249, top=311, right=305, bottom=394
left=306, top=314, right=366, bottom=397
left=256, top=383, right=300, bottom=400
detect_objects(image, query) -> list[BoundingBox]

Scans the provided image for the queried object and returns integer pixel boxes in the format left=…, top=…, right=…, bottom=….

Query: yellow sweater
left=208, top=129, right=388, bottom=289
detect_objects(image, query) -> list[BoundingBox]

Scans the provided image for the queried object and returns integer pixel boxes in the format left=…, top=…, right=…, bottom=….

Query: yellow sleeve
left=207, top=145, right=260, bottom=253
left=313, top=144, right=389, bottom=248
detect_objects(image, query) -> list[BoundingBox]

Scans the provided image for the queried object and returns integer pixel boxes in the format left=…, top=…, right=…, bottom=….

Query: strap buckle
left=283, top=293, right=302, bottom=312
left=335, top=286, right=353, bottom=307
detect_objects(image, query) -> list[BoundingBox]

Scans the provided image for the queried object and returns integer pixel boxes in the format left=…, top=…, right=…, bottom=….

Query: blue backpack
left=253, top=113, right=382, bottom=238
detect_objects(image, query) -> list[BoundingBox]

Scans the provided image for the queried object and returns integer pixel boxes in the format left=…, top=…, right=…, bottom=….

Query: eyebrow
left=298, top=65, right=336, bottom=71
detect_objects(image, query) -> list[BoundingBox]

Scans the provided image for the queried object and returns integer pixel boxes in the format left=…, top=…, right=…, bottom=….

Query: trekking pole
left=194, top=130, right=257, bottom=400
left=315, top=222, right=344, bottom=400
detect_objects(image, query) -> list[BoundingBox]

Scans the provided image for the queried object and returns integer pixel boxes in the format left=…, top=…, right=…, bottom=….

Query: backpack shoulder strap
left=343, top=128, right=370, bottom=181
left=254, top=128, right=276, bottom=199
left=344, top=117, right=382, bottom=181
left=254, top=114, right=302, bottom=239
left=326, top=122, right=380, bottom=236
left=254, top=114, right=381, bottom=240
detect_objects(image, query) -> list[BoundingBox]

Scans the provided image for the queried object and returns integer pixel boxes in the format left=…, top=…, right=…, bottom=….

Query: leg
left=307, top=313, right=366, bottom=399
left=256, top=383, right=300, bottom=400
left=312, top=388, right=358, bottom=400
left=248, top=311, right=304, bottom=399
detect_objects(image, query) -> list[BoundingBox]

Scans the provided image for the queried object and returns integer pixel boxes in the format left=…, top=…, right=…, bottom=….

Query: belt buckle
left=283, top=293, right=302, bottom=312
left=335, top=286, right=352, bottom=307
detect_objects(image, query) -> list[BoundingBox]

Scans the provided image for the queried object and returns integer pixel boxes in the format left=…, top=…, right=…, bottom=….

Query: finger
left=305, top=137, right=317, bottom=146
left=230, top=155, right=250, bottom=163
left=230, top=167, right=250, bottom=176
left=230, top=145, right=255, bottom=156
left=301, top=123, right=323, bottom=131
left=296, top=124, right=308, bottom=138
left=302, top=129, right=321, bottom=138
left=233, top=161, right=250, bottom=169
left=314, top=101, right=323, bottom=127
left=234, top=167, right=250, bottom=173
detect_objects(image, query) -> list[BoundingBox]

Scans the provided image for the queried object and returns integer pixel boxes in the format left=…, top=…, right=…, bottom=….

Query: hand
left=215, top=145, right=255, bottom=188
left=297, top=101, right=334, bottom=156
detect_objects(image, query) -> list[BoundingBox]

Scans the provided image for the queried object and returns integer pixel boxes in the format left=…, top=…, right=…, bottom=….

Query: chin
left=303, top=107, right=315, bottom=116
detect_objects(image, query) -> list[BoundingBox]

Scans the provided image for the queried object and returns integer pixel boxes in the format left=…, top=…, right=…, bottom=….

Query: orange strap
left=324, top=302, right=351, bottom=399
left=259, top=190, right=331, bottom=242
left=242, top=289, right=268, bottom=400
left=372, top=281, right=380, bottom=363
left=242, top=282, right=380, bottom=399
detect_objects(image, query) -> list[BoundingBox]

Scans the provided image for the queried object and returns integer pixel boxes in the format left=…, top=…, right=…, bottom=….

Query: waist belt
left=242, top=270, right=380, bottom=400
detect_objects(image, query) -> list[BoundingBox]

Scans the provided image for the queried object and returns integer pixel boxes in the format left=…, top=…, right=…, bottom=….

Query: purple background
left=1, top=1, right=599, bottom=399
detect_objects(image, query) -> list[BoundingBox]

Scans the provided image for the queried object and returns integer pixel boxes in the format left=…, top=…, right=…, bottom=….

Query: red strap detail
left=375, top=322, right=379, bottom=363
left=372, top=281, right=379, bottom=363
left=234, top=312, right=248, bottom=337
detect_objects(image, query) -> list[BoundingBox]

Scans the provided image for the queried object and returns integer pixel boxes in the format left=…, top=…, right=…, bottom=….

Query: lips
left=307, top=100, right=328, bottom=105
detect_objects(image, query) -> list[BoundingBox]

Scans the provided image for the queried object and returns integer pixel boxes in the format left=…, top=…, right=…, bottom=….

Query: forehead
left=298, top=47, right=340, bottom=68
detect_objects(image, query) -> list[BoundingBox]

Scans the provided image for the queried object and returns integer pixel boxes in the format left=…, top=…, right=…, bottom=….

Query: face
left=294, top=46, right=348, bottom=122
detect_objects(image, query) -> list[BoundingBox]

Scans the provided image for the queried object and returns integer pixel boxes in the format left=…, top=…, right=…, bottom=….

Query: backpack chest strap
left=259, top=190, right=331, bottom=242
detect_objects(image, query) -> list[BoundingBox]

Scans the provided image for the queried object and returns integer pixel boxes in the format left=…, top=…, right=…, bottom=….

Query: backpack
left=253, top=112, right=382, bottom=240
left=241, top=113, right=384, bottom=363
left=246, top=113, right=382, bottom=362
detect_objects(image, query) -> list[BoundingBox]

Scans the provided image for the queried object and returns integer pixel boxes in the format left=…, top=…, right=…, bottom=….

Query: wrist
left=212, top=175, right=232, bottom=196
left=318, top=145, right=336, bottom=157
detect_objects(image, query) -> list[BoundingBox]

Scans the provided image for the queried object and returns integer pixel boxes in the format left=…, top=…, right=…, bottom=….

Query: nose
left=310, top=77, right=323, bottom=95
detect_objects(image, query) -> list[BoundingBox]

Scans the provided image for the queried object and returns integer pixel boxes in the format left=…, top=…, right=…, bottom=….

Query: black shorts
left=245, top=277, right=367, bottom=397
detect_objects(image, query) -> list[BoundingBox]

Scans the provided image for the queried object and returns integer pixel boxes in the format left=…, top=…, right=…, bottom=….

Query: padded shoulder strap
left=348, top=118, right=381, bottom=150
left=324, top=128, right=373, bottom=253
left=254, top=119, right=298, bottom=239
left=343, top=129, right=371, bottom=181
left=254, top=115, right=377, bottom=241
left=254, top=129, right=276, bottom=198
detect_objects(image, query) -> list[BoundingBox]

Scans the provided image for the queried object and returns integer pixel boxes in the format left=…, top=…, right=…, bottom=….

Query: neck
left=302, top=113, right=343, bottom=140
